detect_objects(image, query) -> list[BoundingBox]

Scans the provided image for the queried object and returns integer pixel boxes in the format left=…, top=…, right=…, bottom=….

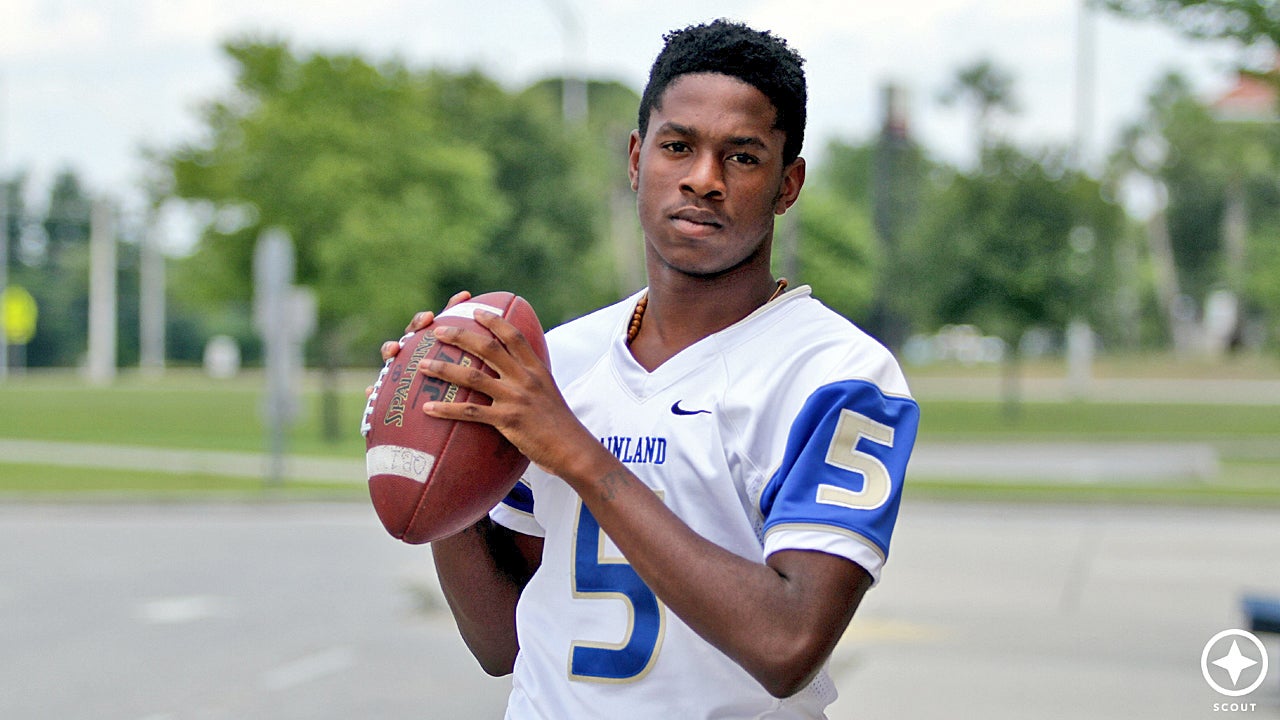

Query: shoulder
left=540, top=291, right=640, bottom=384
left=723, top=286, right=912, bottom=400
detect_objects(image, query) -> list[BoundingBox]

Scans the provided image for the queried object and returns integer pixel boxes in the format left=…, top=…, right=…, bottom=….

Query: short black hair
left=638, top=19, right=807, bottom=165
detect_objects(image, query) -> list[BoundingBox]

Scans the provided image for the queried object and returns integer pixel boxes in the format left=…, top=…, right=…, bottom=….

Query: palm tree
left=939, top=59, right=1019, bottom=166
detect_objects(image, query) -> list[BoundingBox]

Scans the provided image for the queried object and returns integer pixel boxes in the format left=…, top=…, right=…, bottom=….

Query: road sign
left=2, top=285, right=37, bottom=345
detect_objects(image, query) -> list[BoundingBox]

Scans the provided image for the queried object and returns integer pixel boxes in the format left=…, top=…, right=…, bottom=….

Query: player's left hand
left=418, top=309, right=596, bottom=479
left=364, top=290, right=473, bottom=400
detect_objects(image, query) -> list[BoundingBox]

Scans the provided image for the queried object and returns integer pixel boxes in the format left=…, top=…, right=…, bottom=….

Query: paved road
left=832, top=501, right=1280, bottom=720
left=2, top=501, right=1276, bottom=719
left=0, top=503, right=512, bottom=720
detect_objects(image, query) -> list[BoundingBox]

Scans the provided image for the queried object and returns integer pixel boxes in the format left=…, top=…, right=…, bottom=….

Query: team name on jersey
left=599, top=435, right=667, bottom=465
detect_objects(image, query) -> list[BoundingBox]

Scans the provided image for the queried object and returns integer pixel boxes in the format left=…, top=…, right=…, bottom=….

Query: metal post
left=542, top=0, right=587, bottom=126
left=1069, top=0, right=1097, bottom=392
left=1073, top=0, right=1096, bottom=169
left=87, top=199, right=117, bottom=385
left=254, top=228, right=296, bottom=487
left=139, top=209, right=166, bottom=375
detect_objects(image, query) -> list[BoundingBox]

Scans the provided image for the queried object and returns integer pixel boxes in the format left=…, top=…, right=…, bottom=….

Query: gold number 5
left=816, top=409, right=895, bottom=511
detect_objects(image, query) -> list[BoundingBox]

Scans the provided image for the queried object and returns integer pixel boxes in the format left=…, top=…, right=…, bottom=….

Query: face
left=628, top=73, right=805, bottom=280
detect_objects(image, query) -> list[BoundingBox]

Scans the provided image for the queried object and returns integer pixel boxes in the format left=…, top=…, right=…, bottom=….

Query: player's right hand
left=365, top=290, right=473, bottom=399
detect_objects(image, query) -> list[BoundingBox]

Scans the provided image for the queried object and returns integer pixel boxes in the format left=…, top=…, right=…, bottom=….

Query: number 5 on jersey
left=817, top=409, right=895, bottom=510
left=570, top=502, right=666, bottom=682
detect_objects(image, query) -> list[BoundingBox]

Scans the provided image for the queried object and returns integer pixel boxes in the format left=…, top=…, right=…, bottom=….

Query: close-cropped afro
left=638, top=19, right=807, bottom=165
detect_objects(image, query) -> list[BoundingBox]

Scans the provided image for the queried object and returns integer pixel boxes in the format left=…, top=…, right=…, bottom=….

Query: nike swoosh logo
left=671, top=401, right=711, bottom=416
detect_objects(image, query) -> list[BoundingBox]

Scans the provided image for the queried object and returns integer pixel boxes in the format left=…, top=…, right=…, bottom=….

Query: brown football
left=360, top=291, right=548, bottom=544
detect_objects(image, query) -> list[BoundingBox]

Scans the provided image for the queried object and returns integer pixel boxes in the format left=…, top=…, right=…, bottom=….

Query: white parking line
left=260, top=647, right=354, bottom=691
left=135, top=596, right=229, bottom=624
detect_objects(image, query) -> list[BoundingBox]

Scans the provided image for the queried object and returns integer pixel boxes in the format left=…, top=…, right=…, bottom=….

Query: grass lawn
left=0, top=369, right=367, bottom=457
left=920, top=399, right=1280, bottom=444
left=0, top=462, right=366, bottom=500
left=0, top=365, right=1276, bottom=504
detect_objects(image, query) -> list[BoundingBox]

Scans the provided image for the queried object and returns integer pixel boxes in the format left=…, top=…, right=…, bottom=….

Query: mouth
left=669, top=208, right=723, bottom=236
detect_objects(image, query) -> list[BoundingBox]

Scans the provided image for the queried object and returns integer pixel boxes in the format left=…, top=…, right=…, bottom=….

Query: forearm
left=564, top=444, right=867, bottom=697
left=431, top=518, right=534, bottom=676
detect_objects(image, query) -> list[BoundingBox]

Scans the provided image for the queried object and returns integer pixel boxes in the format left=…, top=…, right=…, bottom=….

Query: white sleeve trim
left=763, top=525, right=885, bottom=584
left=489, top=502, right=545, bottom=538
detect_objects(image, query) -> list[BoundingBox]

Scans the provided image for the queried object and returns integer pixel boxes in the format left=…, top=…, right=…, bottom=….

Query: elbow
left=460, top=636, right=518, bottom=678
left=749, top=636, right=832, bottom=699
left=477, top=656, right=515, bottom=678
left=759, top=667, right=820, bottom=700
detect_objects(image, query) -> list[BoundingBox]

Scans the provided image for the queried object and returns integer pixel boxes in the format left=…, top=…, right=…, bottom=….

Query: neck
left=628, top=264, right=785, bottom=371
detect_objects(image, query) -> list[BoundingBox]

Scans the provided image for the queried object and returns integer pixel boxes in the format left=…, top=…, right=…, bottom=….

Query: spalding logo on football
left=360, top=291, right=548, bottom=544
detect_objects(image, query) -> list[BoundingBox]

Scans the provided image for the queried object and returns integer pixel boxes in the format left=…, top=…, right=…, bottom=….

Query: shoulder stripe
left=500, top=478, right=535, bottom=516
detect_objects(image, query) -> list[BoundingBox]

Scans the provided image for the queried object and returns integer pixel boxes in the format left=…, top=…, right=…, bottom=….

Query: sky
left=0, top=0, right=1250, bottom=248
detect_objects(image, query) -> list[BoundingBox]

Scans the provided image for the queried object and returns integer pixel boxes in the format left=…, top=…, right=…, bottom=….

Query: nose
left=680, top=152, right=725, bottom=199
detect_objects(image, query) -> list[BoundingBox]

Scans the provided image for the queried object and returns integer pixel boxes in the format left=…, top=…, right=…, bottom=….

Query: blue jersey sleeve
left=489, top=477, right=545, bottom=536
left=758, top=379, right=919, bottom=576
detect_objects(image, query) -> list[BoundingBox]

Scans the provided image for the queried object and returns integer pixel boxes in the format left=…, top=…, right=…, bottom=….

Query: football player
left=385, top=19, right=919, bottom=718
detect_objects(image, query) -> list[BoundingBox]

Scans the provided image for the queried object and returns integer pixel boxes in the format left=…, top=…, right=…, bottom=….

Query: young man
left=385, top=19, right=919, bottom=718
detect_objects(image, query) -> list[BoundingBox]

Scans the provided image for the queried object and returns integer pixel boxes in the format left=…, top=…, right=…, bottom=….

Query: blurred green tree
left=43, top=170, right=93, bottom=268
left=908, top=145, right=1126, bottom=412
left=520, top=78, right=644, bottom=303
left=800, top=137, right=917, bottom=343
left=168, top=42, right=507, bottom=353
left=939, top=59, right=1019, bottom=164
left=3, top=175, right=26, bottom=269
left=791, top=183, right=879, bottom=323
left=1108, top=72, right=1280, bottom=351
left=159, top=39, right=626, bottom=440
left=11, top=170, right=91, bottom=368
left=1098, top=0, right=1279, bottom=49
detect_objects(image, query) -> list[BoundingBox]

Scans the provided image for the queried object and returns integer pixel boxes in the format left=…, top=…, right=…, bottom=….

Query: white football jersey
left=489, top=286, right=919, bottom=719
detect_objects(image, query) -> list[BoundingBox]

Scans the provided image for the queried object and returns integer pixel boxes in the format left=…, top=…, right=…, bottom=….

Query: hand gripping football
left=360, top=292, right=548, bottom=544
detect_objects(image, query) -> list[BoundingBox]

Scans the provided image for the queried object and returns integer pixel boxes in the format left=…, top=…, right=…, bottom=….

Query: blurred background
left=1, top=1, right=1278, bottom=718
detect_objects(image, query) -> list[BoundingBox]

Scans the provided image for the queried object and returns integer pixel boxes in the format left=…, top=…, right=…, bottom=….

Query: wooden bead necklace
left=626, top=278, right=788, bottom=346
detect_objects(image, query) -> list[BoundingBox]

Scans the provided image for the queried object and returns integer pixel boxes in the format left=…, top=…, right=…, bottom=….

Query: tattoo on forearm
left=598, top=468, right=632, bottom=503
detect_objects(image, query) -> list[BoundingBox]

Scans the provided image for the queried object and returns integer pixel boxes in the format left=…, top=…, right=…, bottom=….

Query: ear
left=774, top=157, right=806, bottom=215
left=627, top=129, right=642, bottom=192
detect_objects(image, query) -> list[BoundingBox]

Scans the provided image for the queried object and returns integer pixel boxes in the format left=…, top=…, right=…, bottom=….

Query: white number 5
left=817, top=409, right=895, bottom=511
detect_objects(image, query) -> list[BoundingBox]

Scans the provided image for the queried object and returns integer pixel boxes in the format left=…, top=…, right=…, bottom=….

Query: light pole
left=541, top=0, right=587, bottom=126
left=1074, top=0, right=1097, bottom=169
left=1068, top=0, right=1098, bottom=398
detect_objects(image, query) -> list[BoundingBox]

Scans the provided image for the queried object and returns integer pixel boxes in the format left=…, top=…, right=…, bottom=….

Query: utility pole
left=542, top=0, right=587, bottom=126
left=1067, top=0, right=1098, bottom=398
left=253, top=229, right=314, bottom=487
left=87, top=199, right=117, bottom=385
left=870, top=83, right=916, bottom=350
left=255, top=229, right=294, bottom=487
left=139, top=208, right=166, bottom=375
left=1073, top=0, right=1097, bottom=169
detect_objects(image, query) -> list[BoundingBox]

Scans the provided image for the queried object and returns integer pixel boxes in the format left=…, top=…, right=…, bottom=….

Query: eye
left=661, top=141, right=691, bottom=154
left=729, top=152, right=760, bottom=165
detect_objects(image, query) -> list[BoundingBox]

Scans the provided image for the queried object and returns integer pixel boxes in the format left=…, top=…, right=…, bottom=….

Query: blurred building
left=1210, top=57, right=1278, bottom=123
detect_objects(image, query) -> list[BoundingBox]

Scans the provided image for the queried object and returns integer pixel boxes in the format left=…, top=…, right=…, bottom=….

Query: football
left=360, top=291, right=548, bottom=544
